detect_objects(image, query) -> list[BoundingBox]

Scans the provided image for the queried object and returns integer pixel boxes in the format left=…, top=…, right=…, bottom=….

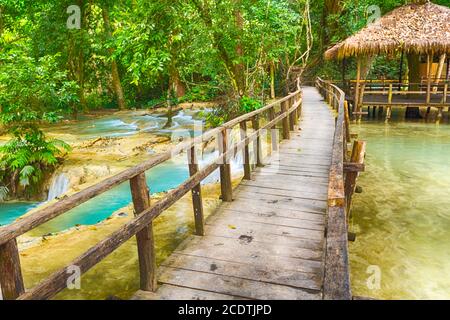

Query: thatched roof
left=325, top=2, right=450, bottom=60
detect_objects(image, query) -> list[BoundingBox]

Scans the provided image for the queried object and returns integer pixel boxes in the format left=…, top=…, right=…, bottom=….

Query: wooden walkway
left=133, top=87, right=335, bottom=300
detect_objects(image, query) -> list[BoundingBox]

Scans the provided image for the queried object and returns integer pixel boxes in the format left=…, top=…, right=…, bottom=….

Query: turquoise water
left=0, top=109, right=214, bottom=233
left=0, top=203, right=40, bottom=227
left=45, top=109, right=209, bottom=140
left=0, top=160, right=189, bottom=234
left=350, top=112, right=450, bottom=299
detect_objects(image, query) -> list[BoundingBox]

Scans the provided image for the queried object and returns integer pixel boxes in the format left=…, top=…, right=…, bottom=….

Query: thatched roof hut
left=325, top=2, right=450, bottom=60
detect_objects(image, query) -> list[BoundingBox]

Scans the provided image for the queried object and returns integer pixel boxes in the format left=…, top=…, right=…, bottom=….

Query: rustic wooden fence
left=0, top=84, right=302, bottom=300
left=315, top=77, right=366, bottom=300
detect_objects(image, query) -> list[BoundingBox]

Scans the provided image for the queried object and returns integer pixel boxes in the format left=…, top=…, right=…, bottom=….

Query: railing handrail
left=315, top=77, right=352, bottom=300
left=0, top=84, right=303, bottom=300
left=0, top=91, right=300, bottom=247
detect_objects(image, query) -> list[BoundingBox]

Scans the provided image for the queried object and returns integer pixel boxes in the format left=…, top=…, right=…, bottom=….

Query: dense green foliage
left=0, top=0, right=449, bottom=199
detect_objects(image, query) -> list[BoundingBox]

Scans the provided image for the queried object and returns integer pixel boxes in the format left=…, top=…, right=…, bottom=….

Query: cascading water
left=47, top=173, right=70, bottom=201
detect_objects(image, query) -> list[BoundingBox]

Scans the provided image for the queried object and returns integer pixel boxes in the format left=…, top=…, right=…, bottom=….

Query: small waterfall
left=47, top=173, right=70, bottom=201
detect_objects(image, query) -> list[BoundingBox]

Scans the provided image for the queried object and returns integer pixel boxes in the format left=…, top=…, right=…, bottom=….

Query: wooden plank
left=203, top=222, right=324, bottom=251
left=210, top=209, right=324, bottom=232
left=323, top=206, right=351, bottom=300
left=158, top=268, right=321, bottom=300
left=206, top=218, right=324, bottom=242
left=161, top=253, right=322, bottom=290
left=132, top=286, right=242, bottom=300
left=219, top=202, right=325, bottom=222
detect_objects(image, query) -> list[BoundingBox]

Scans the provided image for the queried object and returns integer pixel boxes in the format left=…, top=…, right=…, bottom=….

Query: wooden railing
left=315, top=77, right=366, bottom=300
left=0, top=84, right=302, bottom=300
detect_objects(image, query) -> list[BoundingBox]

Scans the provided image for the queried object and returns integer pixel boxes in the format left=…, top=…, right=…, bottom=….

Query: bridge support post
left=188, top=146, right=205, bottom=236
left=239, top=121, right=252, bottom=180
left=0, top=239, right=25, bottom=300
left=268, top=108, right=278, bottom=152
left=288, top=98, right=295, bottom=131
left=281, top=101, right=290, bottom=140
left=130, top=173, right=157, bottom=292
left=219, top=129, right=233, bottom=202
left=252, top=116, right=263, bottom=167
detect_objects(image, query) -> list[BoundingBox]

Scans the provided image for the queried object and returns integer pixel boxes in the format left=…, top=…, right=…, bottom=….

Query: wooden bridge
left=0, top=79, right=365, bottom=300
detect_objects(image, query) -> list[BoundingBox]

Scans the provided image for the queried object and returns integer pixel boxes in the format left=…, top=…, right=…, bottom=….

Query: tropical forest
left=0, top=0, right=449, bottom=302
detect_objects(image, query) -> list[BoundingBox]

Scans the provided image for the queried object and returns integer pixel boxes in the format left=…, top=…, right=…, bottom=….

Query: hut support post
left=434, top=53, right=446, bottom=92
left=386, top=84, right=393, bottom=123
left=426, top=54, right=432, bottom=106
left=354, top=59, right=362, bottom=121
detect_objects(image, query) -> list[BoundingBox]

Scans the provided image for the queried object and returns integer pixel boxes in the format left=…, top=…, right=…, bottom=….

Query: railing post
left=344, top=101, right=351, bottom=143
left=239, top=121, right=252, bottom=180
left=251, top=115, right=263, bottom=167
left=281, top=100, right=290, bottom=140
left=0, top=239, right=25, bottom=300
left=219, top=129, right=233, bottom=202
left=188, top=146, right=205, bottom=236
left=344, top=141, right=366, bottom=213
left=268, top=107, right=278, bottom=152
left=130, top=173, right=157, bottom=292
left=294, top=93, right=301, bottom=126
left=288, top=97, right=295, bottom=131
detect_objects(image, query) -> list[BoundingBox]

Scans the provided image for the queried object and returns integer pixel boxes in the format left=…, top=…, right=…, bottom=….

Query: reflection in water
left=350, top=117, right=450, bottom=299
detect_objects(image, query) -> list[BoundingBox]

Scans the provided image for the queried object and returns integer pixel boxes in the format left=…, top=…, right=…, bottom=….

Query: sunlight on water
left=350, top=118, right=450, bottom=300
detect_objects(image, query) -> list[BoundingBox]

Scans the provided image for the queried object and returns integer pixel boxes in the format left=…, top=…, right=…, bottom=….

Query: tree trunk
left=321, top=0, right=343, bottom=49
left=406, top=53, right=422, bottom=119
left=233, top=3, right=245, bottom=97
left=163, top=88, right=173, bottom=129
left=102, top=5, right=126, bottom=110
left=270, top=61, right=276, bottom=99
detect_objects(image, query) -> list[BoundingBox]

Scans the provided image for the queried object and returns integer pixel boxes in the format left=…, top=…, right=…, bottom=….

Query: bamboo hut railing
left=315, top=77, right=366, bottom=300
left=0, top=84, right=302, bottom=300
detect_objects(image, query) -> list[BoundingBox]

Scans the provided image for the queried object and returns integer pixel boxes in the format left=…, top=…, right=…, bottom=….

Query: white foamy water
left=47, top=173, right=70, bottom=201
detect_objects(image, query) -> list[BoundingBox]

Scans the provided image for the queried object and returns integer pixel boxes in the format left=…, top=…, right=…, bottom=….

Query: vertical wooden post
left=436, top=108, right=443, bottom=123
left=443, top=83, right=448, bottom=104
left=344, top=140, right=366, bottom=215
left=252, top=116, right=263, bottom=167
left=0, top=239, right=25, bottom=300
left=385, top=84, right=393, bottom=123
left=344, top=101, right=351, bottom=143
left=281, top=100, right=290, bottom=140
left=188, top=146, right=205, bottom=236
left=354, top=59, right=362, bottom=117
left=239, top=121, right=251, bottom=180
left=130, top=173, right=157, bottom=292
left=426, top=54, right=432, bottom=105
left=219, top=129, right=233, bottom=202
left=288, top=97, right=295, bottom=131
left=268, top=107, right=278, bottom=152
left=296, top=93, right=302, bottom=124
